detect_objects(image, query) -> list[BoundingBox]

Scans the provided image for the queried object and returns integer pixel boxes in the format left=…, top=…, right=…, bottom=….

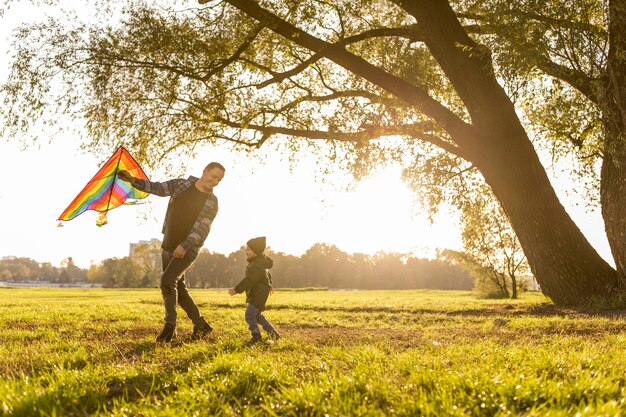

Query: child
left=228, top=236, right=280, bottom=345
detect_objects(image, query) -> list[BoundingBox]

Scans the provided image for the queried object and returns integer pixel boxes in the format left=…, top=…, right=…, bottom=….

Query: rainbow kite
left=57, top=146, right=149, bottom=227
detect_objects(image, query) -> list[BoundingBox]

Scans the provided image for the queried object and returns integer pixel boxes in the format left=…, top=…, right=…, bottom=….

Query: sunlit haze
left=0, top=140, right=464, bottom=267
left=0, top=2, right=612, bottom=269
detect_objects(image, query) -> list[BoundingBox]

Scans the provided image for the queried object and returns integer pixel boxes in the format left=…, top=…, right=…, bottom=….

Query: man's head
left=205, top=162, right=226, bottom=173
left=198, top=162, right=225, bottom=191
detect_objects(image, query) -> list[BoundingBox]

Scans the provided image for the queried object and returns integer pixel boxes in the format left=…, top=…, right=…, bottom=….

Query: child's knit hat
left=247, top=236, right=266, bottom=256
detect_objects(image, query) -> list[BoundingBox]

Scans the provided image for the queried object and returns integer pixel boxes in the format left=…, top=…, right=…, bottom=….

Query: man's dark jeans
left=161, top=250, right=203, bottom=327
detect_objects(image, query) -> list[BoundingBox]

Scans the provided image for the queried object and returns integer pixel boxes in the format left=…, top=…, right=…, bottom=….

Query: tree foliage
left=84, top=243, right=474, bottom=289
left=443, top=184, right=530, bottom=299
left=457, top=0, right=608, bottom=201
left=0, top=256, right=81, bottom=283
left=2, top=1, right=455, bottom=173
left=87, top=257, right=143, bottom=287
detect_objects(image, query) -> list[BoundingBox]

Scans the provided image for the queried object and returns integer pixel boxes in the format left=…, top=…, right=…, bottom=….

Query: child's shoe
left=245, top=333, right=263, bottom=346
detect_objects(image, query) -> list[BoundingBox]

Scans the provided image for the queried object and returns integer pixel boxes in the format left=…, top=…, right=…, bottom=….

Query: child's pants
left=245, top=303, right=276, bottom=335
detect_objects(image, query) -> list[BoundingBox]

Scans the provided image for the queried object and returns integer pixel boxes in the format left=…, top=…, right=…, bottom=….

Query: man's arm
left=117, top=170, right=135, bottom=184
left=117, top=170, right=180, bottom=197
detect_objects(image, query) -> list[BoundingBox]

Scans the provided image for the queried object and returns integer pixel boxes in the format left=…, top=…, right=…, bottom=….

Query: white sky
left=0, top=139, right=464, bottom=267
left=0, top=2, right=612, bottom=268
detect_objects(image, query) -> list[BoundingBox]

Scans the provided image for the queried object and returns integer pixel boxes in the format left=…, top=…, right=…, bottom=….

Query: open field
left=1, top=288, right=626, bottom=416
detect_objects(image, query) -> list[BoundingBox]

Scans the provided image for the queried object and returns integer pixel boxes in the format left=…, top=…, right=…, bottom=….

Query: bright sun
left=306, top=166, right=461, bottom=257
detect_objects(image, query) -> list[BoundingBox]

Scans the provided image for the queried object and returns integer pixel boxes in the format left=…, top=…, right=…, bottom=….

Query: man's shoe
left=191, top=321, right=213, bottom=340
left=156, top=323, right=176, bottom=343
left=267, top=331, right=281, bottom=340
left=245, top=333, right=263, bottom=346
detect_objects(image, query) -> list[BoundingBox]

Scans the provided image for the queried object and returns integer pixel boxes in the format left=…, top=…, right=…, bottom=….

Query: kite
left=57, top=146, right=149, bottom=227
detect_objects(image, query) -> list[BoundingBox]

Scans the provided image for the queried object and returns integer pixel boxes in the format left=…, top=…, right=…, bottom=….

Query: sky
left=0, top=2, right=613, bottom=269
left=0, top=139, right=463, bottom=268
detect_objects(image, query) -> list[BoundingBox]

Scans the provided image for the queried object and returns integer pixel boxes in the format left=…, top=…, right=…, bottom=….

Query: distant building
left=129, top=238, right=162, bottom=270
left=129, top=239, right=161, bottom=257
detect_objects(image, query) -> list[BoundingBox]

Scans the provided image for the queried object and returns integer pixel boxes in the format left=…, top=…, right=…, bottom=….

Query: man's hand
left=173, top=245, right=186, bottom=259
left=228, top=288, right=237, bottom=296
left=117, top=170, right=134, bottom=183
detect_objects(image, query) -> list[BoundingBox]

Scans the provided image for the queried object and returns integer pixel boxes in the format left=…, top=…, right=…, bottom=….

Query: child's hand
left=228, top=288, right=237, bottom=296
left=269, top=286, right=275, bottom=295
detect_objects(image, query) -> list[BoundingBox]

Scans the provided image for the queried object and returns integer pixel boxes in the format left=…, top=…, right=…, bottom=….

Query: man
left=118, top=162, right=225, bottom=342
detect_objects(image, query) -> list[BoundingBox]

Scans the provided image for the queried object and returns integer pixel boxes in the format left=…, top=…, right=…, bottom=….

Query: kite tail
left=96, top=211, right=109, bottom=227
left=124, top=200, right=145, bottom=206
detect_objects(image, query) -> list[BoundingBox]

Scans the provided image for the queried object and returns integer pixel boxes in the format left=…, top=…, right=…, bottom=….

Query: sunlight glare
left=318, top=166, right=458, bottom=257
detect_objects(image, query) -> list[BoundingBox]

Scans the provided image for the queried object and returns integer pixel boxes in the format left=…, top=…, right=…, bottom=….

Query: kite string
left=105, top=146, right=124, bottom=215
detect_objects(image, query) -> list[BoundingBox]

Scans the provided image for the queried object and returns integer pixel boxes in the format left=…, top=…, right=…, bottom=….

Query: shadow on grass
left=206, top=302, right=626, bottom=319
left=136, top=296, right=626, bottom=319
left=279, top=321, right=626, bottom=348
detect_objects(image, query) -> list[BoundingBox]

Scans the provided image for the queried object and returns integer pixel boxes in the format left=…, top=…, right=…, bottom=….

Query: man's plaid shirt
left=131, top=176, right=219, bottom=257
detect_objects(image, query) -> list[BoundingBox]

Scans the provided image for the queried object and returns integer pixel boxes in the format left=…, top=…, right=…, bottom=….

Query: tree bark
left=602, top=144, right=626, bottom=289
left=601, top=0, right=626, bottom=288
left=511, top=276, right=517, bottom=299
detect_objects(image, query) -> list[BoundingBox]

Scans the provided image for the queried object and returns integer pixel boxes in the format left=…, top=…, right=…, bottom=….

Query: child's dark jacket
left=234, top=255, right=274, bottom=310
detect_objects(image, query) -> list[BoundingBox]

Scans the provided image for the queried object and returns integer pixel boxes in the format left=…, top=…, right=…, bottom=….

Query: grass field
left=1, top=288, right=626, bottom=416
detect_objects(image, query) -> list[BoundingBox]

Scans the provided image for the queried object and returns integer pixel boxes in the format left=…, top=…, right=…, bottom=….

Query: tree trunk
left=601, top=137, right=626, bottom=289
left=502, top=275, right=510, bottom=298
left=511, top=275, right=518, bottom=299
left=492, top=271, right=509, bottom=298
left=395, top=0, right=617, bottom=304
left=601, top=0, right=626, bottom=288
left=472, top=118, right=617, bottom=304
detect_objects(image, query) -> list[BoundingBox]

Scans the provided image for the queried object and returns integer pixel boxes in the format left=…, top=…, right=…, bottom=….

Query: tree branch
left=456, top=11, right=606, bottom=37
left=200, top=23, right=264, bottom=81
left=222, top=0, right=473, bottom=146
left=257, top=25, right=422, bottom=88
left=537, top=57, right=605, bottom=104
left=81, top=23, right=264, bottom=83
left=271, top=89, right=406, bottom=114
left=455, top=10, right=607, bottom=104
left=85, top=53, right=206, bottom=81
left=212, top=115, right=465, bottom=156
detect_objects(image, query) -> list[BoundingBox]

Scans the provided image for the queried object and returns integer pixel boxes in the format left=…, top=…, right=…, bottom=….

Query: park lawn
left=1, top=288, right=625, bottom=416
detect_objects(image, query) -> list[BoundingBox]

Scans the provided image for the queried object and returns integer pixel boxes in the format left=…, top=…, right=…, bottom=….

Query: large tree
left=1, top=0, right=622, bottom=304
left=454, top=0, right=626, bottom=290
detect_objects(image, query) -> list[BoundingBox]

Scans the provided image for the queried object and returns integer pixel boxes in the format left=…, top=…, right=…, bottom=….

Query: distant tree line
left=92, top=242, right=473, bottom=290
left=0, top=256, right=86, bottom=283
left=1, top=243, right=473, bottom=290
